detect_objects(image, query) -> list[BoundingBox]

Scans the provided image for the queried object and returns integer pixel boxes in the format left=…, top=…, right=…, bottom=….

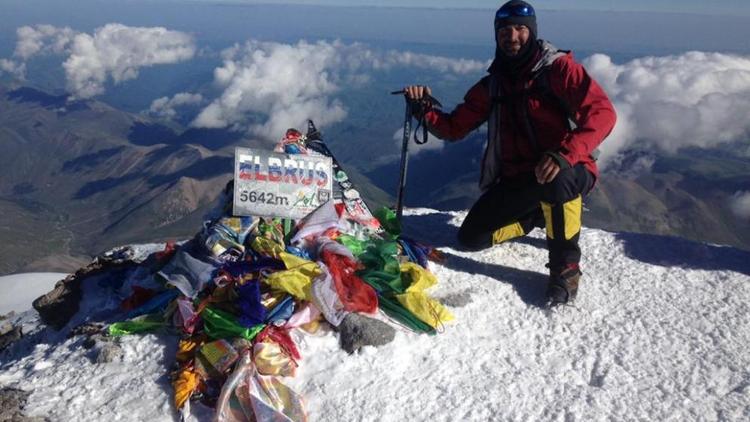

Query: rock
left=68, top=322, right=105, bottom=338
left=338, top=313, right=396, bottom=354
left=95, top=246, right=136, bottom=264
left=0, top=387, right=47, bottom=421
left=33, top=248, right=139, bottom=330
left=437, top=291, right=473, bottom=308
left=78, top=333, right=121, bottom=363
left=95, top=342, right=123, bottom=363
left=0, top=320, right=14, bottom=336
left=82, top=333, right=110, bottom=350
left=82, top=336, right=97, bottom=350
left=0, top=311, right=16, bottom=321
left=0, top=326, right=22, bottom=352
left=32, top=277, right=82, bottom=331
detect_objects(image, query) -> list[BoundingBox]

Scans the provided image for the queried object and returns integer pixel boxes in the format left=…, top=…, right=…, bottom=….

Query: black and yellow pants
left=457, top=165, right=594, bottom=271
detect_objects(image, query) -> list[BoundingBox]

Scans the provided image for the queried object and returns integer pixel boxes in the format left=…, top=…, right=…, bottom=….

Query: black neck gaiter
left=488, top=37, right=540, bottom=76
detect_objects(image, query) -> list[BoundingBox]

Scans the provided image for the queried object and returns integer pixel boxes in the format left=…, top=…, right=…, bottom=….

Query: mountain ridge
left=0, top=85, right=392, bottom=274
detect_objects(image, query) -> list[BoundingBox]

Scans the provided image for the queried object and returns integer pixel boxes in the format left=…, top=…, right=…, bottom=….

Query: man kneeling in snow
left=403, top=0, right=616, bottom=305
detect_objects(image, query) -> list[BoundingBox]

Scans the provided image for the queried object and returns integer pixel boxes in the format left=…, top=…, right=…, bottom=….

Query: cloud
left=14, top=24, right=76, bottom=60
left=2, top=24, right=196, bottom=98
left=377, top=51, right=490, bottom=74
left=192, top=39, right=487, bottom=143
left=583, top=52, right=750, bottom=167
left=729, top=191, right=750, bottom=219
left=192, top=40, right=348, bottom=140
left=63, top=24, right=196, bottom=99
left=392, top=127, right=444, bottom=156
left=0, top=24, right=75, bottom=79
left=0, top=59, right=25, bottom=79
left=148, top=92, right=204, bottom=119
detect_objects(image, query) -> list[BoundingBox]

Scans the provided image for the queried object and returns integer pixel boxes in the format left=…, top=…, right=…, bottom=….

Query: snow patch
left=1, top=211, right=749, bottom=421
left=0, top=273, right=67, bottom=315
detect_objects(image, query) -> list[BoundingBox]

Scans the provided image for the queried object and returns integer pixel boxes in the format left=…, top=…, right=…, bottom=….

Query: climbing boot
left=547, top=264, right=581, bottom=305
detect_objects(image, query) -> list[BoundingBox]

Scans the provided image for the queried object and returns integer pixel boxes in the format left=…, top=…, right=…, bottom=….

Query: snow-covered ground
left=1, top=208, right=749, bottom=421
left=0, top=273, right=67, bottom=315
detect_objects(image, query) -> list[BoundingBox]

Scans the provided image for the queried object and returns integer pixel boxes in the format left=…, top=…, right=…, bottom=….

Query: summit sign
left=233, top=147, right=333, bottom=219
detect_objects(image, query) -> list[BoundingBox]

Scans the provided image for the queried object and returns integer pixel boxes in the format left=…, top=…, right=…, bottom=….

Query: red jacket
left=424, top=41, right=616, bottom=190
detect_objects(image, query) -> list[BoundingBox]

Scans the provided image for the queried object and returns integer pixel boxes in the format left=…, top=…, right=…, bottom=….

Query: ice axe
left=390, top=89, right=442, bottom=222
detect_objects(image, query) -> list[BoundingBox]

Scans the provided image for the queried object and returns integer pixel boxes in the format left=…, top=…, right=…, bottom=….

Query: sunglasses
left=495, top=3, right=536, bottom=19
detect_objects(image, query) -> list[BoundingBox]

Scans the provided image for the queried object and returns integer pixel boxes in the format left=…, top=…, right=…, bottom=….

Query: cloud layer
left=584, top=52, right=750, bottom=167
left=12, top=24, right=748, bottom=168
left=193, top=40, right=348, bottom=138
left=192, top=39, right=488, bottom=142
left=14, top=24, right=76, bottom=60
left=729, top=191, right=750, bottom=220
left=0, top=59, right=25, bottom=79
left=63, top=24, right=196, bottom=98
left=148, top=92, right=204, bottom=119
left=376, top=50, right=489, bottom=74
left=3, top=24, right=196, bottom=99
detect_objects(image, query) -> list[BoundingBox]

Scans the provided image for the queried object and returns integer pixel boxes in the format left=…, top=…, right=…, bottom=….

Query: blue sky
left=193, top=0, right=750, bottom=16
left=3, top=0, right=749, bottom=60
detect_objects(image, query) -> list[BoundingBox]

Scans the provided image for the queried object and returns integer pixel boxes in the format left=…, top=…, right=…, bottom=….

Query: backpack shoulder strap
left=530, top=42, right=601, bottom=160
left=529, top=44, right=579, bottom=131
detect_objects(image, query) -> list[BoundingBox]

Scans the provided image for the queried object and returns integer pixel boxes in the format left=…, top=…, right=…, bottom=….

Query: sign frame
left=232, top=147, right=333, bottom=220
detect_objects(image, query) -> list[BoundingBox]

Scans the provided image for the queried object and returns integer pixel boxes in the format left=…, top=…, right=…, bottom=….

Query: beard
left=488, top=36, right=539, bottom=75
left=501, top=41, right=524, bottom=56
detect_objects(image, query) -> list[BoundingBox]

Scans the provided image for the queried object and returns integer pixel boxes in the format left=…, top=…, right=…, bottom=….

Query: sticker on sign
left=233, top=147, right=333, bottom=220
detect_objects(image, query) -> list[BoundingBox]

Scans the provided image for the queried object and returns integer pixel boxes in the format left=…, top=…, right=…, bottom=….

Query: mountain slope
left=0, top=86, right=393, bottom=274
left=1, top=209, right=748, bottom=421
left=365, top=137, right=750, bottom=251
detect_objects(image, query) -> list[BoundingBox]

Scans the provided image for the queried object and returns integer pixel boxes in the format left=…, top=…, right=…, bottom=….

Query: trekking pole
left=390, top=90, right=442, bottom=222
left=391, top=91, right=413, bottom=222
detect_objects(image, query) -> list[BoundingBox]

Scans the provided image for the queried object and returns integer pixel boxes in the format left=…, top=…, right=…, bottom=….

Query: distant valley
left=0, top=85, right=391, bottom=274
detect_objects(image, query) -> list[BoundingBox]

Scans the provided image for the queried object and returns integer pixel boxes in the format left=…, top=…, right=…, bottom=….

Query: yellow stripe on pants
left=492, top=222, right=525, bottom=244
left=541, top=195, right=582, bottom=240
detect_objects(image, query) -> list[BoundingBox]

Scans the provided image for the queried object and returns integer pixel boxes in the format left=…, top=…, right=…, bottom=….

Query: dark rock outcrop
left=0, top=326, right=22, bottom=352
left=95, top=342, right=123, bottom=364
left=32, top=247, right=138, bottom=330
left=31, top=277, right=82, bottom=331
left=437, top=291, right=473, bottom=308
left=338, top=313, right=396, bottom=354
left=0, top=387, right=47, bottom=422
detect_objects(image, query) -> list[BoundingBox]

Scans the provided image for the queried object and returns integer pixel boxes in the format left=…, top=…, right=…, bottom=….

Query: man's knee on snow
left=456, top=227, right=491, bottom=251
